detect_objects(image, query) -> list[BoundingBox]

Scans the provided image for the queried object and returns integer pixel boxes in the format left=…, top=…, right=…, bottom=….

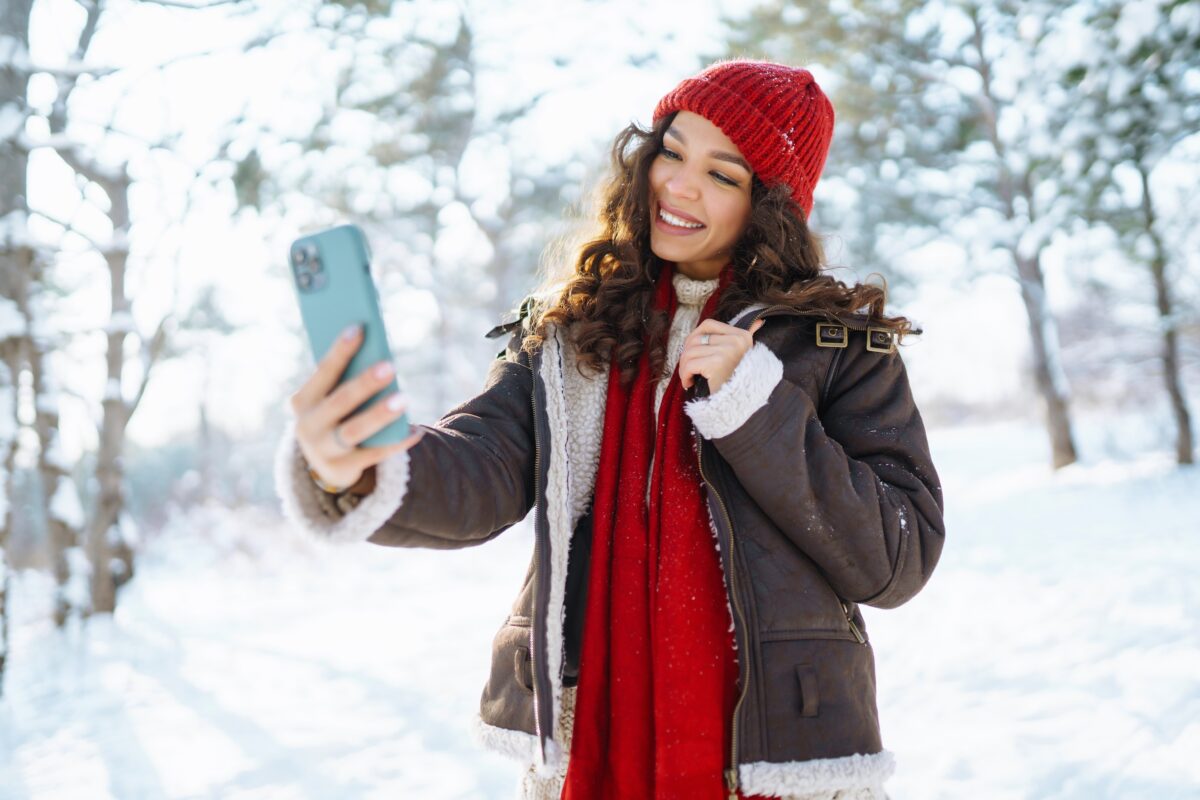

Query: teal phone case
left=288, top=224, right=410, bottom=447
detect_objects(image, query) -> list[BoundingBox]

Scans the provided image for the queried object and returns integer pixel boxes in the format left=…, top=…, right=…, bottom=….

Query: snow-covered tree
left=221, top=0, right=586, bottom=412
left=724, top=0, right=1083, bottom=467
left=9, top=0, right=189, bottom=617
left=1053, top=0, right=1199, bottom=465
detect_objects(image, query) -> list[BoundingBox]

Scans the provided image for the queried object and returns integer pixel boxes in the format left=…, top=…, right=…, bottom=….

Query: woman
left=276, top=59, right=945, bottom=800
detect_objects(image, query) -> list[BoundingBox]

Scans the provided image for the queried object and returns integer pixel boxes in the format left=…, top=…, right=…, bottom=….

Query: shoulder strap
left=484, top=293, right=539, bottom=340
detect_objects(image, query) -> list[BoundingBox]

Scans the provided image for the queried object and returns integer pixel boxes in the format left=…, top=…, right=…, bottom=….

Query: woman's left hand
left=679, top=317, right=766, bottom=394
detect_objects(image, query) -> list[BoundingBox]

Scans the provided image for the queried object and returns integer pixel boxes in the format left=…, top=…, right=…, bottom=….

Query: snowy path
left=1, top=415, right=1197, bottom=799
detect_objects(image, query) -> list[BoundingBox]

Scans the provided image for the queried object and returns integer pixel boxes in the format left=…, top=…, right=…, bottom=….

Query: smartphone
left=287, top=223, right=410, bottom=447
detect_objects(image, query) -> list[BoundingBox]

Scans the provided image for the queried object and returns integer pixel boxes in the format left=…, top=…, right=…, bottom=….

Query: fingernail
left=341, top=323, right=360, bottom=341
left=373, top=361, right=394, bottom=379
left=387, top=394, right=405, bottom=412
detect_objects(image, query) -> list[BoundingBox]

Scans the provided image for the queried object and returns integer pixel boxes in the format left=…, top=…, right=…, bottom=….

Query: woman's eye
left=659, top=146, right=739, bottom=186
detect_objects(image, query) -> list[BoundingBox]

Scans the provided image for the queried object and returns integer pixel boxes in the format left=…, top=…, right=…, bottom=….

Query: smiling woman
left=277, top=57, right=944, bottom=800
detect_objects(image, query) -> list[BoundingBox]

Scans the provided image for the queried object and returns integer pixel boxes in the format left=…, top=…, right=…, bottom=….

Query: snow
left=0, top=104, right=25, bottom=142
left=105, top=513, right=140, bottom=549
left=0, top=298, right=25, bottom=342
left=0, top=34, right=28, bottom=67
left=48, top=476, right=84, bottom=530
left=1, top=412, right=1197, bottom=799
left=0, top=29, right=114, bottom=78
left=38, top=432, right=70, bottom=473
left=1115, top=0, right=1164, bottom=59
left=0, top=379, right=13, bottom=524
left=0, top=210, right=30, bottom=250
left=62, top=546, right=92, bottom=616
left=104, top=230, right=130, bottom=255
left=103, top=311, right=135, bottom=336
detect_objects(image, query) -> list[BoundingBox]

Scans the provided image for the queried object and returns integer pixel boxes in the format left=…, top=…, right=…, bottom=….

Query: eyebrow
left=665, top=126, right=752, bottom=173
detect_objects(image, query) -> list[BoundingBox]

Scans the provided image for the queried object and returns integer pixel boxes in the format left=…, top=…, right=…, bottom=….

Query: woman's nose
left=666, top=170, right=700, bottom=199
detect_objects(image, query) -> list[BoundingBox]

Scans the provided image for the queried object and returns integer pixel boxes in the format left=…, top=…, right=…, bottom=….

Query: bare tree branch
left=129, top=314, right=172, bottom=415
left=27, top=208, right=105, bottom=251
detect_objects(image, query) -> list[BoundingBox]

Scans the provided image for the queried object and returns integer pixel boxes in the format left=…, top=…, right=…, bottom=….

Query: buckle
left=866, top=326, right=896, bottom=353
left=815, top=322, right=848, bottom=348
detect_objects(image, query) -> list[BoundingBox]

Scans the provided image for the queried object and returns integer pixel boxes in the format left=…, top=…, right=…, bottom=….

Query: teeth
left=659, top=208, right=703, bottom=228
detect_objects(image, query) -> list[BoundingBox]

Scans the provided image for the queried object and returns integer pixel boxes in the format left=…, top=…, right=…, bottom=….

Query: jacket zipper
left=711, top=305, right=772, bottom=799
left=528, top=349, right=544, bottom=751
left=841, top=600, right=867, bottom=644
left=696, top=440, right=750, bottom=800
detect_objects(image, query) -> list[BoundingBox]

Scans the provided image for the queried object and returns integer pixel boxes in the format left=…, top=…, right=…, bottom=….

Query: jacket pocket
left=505, top=617, right=535, bottom=691
left=760, top=637, right=883, bottom=761
left=479, top=621, right=537, bottom=736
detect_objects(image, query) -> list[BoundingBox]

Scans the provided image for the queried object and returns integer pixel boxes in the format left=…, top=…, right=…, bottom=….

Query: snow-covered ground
left=1, top=411, right=1197, bottom=800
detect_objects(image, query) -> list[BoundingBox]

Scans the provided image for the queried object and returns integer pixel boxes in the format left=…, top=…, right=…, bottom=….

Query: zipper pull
left=725, top=767, right=739, bottom=799
left=842, top=600, right=867, bottom=643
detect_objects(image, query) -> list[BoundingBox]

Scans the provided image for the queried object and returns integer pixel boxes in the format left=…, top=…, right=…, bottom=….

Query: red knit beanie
left=652, top=58, right=835, bottom=221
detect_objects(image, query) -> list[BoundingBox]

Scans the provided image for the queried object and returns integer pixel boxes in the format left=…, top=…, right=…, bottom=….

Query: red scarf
left=562, top=263, right=769, bottom=799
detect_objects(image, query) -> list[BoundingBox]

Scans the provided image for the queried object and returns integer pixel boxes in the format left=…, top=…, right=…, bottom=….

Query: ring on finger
left=331, top=423, right=354, bottom=453
left=700, top=333, right=711, bottom=346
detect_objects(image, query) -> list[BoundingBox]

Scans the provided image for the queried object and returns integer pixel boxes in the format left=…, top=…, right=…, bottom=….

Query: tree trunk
left=37, top=0, right=138, bottom=613
left=0, top=348, right=20, bottom=697
left=0, top=0, right=35, bottom=695
left=87, top=237, right=135, bottom=615
left=1138, top=165, right=1194, bottom=465
left=30, top=340, right=89, bottom=625
left=1014, top=251, right=1079, bottom=469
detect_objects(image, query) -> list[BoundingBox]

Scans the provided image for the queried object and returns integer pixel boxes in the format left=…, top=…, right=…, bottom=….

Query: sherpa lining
left=273, top=417, right=411, bottom=545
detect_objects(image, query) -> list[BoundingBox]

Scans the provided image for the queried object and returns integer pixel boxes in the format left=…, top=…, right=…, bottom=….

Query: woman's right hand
left=289, top=323, right=426, bottom=491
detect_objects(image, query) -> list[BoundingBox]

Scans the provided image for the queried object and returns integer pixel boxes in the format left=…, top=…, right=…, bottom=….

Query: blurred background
left=0, top=0, right=1197, bottom=798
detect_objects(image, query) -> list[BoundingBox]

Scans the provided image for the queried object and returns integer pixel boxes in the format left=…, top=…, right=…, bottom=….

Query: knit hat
left=652, top=58, right=835, bottom=221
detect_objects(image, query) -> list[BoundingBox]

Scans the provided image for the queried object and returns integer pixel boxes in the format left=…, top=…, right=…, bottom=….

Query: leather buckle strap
left=866, top=326, right=897, bottom=353
left=815, top=322, right=848, bottom=348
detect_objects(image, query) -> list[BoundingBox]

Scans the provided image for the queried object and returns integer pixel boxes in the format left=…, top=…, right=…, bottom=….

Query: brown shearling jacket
left=275, top=296, right=945, bottom=799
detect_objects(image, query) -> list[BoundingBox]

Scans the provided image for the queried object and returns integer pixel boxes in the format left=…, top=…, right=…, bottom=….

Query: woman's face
left=648, top=110, right=753, bottom=281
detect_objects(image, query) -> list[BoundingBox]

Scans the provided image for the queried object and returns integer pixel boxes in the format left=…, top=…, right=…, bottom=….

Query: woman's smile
left=654, top=202, right=707, bottom=234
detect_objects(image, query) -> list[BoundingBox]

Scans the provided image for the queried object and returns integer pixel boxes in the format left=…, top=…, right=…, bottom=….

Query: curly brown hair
left=522, top=111, right=917, bottom=390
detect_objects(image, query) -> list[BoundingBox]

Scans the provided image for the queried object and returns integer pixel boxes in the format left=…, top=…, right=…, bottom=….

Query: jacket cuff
left=273, top=417, right=412, bottom=545
left=739, top=749, right=895, bottom=798
left=684, top=341, right=783, bottom=440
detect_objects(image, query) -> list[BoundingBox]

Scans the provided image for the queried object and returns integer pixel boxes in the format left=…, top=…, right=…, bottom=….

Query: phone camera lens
left=297, top=271, right=312, bottom=289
